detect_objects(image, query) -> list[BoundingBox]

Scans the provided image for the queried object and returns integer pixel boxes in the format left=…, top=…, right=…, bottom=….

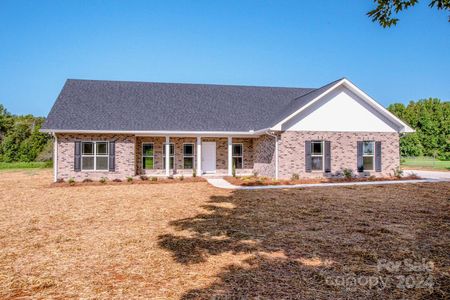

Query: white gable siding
left=283, top=86, right=399, bottom=132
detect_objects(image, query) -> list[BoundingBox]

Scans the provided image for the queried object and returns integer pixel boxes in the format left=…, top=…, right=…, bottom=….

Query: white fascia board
left=39, top=128, right=270, bottom=137
left=271, top=78, right=415, bottom=133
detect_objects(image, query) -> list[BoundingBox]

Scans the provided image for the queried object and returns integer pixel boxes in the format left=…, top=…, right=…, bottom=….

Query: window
left=232, top=143, right=243, bottom=169
left=81, top=141, right=108, bottom=171
left=142, top=143, right=154, bottom=169
left=163, top=143, right=175, bottom=169
left=363, top=141, right=375, bottom=171
left=183, top=143, right=194, bottom=169
left=311, top=141, right=323, bottom=171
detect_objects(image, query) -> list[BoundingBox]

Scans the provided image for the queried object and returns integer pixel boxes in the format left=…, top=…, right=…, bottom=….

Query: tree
left=387, top=98, right=450, bottom=159
left=368, top=0, right=450, bottom=27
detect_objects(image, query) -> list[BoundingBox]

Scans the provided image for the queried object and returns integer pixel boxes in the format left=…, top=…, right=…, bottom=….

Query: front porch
left=135, top=136, right=255, bottom=177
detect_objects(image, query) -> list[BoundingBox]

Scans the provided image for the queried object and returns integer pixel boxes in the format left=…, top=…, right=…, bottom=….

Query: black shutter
left=375, top=141, right=382, bottom=172
left=109, top=141, right=116, bottom=172
left=305, top=140, right=312, bottom=173
left=324, top=141, right=331, bottom=173
left=357, top=141, right=363, bottom=172
left=74, top=141, right=81, bottom=172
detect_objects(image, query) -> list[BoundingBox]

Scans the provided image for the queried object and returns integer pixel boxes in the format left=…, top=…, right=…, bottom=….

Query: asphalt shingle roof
left=42, top=79, right=340, bottom=132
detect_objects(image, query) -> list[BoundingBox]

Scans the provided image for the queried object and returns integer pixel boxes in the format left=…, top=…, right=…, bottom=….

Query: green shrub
left=392, top=167, right=403, bottom=178
left=99, top=177, right=107, bottom=184
left=343, top=168, right=353, bottom=179
left=68, top=178, right=75, bottom=186
left=291, top=173, right=299, bottom=180
left=192, top=168, right=196, bottom=177
left=232, top=162, right=236, bottom=178
left=127, top=176, right=133, bottom=183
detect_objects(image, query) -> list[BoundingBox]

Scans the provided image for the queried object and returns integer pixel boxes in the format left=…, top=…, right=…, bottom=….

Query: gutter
left=265, top=130, right=279, bottom=180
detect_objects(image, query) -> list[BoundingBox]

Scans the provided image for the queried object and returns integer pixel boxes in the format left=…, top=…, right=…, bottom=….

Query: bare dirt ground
left=0, top=169, right=449, bottom=299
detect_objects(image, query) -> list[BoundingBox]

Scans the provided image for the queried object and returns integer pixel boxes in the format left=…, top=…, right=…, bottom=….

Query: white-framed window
left=232, top=143, right=243, bottom=169
left=362, top=141, right=375, bottom=171
left=142, top=143, right=154, bottom=169
left=81, top=141, right=109, bottom=171
left=311, top=141, right=324, bottom=171
left=183, top=143, right=194, bottom=169
left=163, top=143, right=175, bottom=169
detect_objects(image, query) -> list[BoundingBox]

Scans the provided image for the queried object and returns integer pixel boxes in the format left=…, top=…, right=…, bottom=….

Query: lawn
left=0, top=161, right=52, bottom=171
left=0, top=170, right=448, bottom=299
left=401, top=157, right=450, bottom=171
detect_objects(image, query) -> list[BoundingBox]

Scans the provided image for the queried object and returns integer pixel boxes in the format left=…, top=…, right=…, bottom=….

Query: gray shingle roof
left=42, top=79, right=340, bottom=132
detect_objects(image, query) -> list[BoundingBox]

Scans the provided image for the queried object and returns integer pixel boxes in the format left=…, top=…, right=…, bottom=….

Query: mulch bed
left=225, top=175, right=421, bottom=186
left=51, top=176, right=206, bottom=187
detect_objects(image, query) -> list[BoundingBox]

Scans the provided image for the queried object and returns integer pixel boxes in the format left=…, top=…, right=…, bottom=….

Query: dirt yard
left=0, top=170, right=449, bottom=299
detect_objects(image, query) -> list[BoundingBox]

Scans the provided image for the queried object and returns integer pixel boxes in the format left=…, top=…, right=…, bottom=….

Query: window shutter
left=74, top=141, right=81, bottom=172
left=305, top=140, right=312, bottom=173
left=375, top=141, right=382, bottom=172
left=324, top=141, right=331, bottom=173
left=109, top=141, right=116, bottom=172
left=357, top=141, right=363, bottom=172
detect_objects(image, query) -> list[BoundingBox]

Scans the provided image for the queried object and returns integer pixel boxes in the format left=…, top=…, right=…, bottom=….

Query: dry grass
left=0, top=170, right=449, bottom=299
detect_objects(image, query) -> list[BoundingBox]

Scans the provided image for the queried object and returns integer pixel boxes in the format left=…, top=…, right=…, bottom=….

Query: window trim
left=162, top=142, right=175, bottom=169
left=310, top=140, right=324, bottom=172
left=182, top=143, right=195, bottom=169
left=81, top=141, right=109, bottom=171
left=362, top=141, right=375, bottom=171
left=232, top=143, right=244, bottom=169
left=142, top=142, right=154, bottom=170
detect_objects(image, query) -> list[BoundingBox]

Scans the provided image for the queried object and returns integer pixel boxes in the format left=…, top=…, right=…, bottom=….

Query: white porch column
left=165, top=136, right=170, bottom=176
left=196, top=136, right=202, bottom=175
left=227, top=137, right=233, bottom=176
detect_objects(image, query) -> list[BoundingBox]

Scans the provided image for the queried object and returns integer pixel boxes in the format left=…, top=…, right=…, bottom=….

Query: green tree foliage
left=388, top=98, right=450, bottom=159
left=0, top=105, right=51, bottom=162
left=368, top=0, right=450, bottom=27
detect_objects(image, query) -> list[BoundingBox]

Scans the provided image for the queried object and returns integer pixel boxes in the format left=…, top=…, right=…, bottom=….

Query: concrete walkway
left=206, top=177, right=446, bottom=190
left=404, top=170, right=450, bottom=180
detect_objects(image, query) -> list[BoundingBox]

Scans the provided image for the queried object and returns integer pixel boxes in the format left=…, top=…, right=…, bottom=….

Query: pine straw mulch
left=0, top=169, right=449, bottom=299
left=225, top=174, right=421, bottom=186
left=51, top=176, right=206, bottom=188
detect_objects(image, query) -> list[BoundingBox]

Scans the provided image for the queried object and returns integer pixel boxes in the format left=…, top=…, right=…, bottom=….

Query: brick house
left=41, top=78, right=413, bottom=181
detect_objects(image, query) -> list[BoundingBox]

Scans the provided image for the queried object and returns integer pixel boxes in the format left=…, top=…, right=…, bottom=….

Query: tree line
left=0, top=104, right=52, bottom=162
left=388, top=98, right=449, bottom=160
left=0, top=98, right=448, bottom=163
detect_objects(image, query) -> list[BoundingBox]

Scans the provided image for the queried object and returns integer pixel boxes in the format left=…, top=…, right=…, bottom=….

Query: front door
left=202, top=142, right=216, bottom=173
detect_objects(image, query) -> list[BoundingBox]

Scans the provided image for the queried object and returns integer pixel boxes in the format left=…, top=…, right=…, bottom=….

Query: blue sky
left=0, top=0, right=449, bottom=116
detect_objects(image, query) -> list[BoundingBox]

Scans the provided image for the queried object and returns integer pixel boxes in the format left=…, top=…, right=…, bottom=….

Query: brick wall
left=56, top=134, right=135, bottom=181
left=278, top=131, right=400, bottom=179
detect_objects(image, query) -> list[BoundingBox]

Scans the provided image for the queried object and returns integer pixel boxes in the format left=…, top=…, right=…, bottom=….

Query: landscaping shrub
left=192, top=168, right=196, bottom=177
left=151, top=176, right=158, bottom=181
left=232, top=162, right=236, bottom=177
left=140, top=175, right=148, bottom=181
left=179, top=175, right=184, bottom=181
left=68, top=178, right=75, bottom=186
left=112, top=178, right=122, bottom=182
left=392, top=167, right=404, bottom=178
left=99, top=177, right=107, bottom=184
left=342, top=168, right=353, bottom=179
left=82, top=178, right=93, bottom=183
left=127, top=176, right=133, bottom=183
left=56, top=178, right=64, bottom=183
left=291, top=173, right=299, bottom=180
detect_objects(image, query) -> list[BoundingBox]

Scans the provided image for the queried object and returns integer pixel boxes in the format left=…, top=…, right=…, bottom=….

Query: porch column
left=165, top=136, right=170, bottom=176
left=196, top=137, right=202, bottom=175
left=227, top=137, right=233, bottom=176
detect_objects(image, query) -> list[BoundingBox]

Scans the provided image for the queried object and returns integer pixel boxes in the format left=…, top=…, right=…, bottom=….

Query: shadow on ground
left=158, top=183, right=449, bottom=299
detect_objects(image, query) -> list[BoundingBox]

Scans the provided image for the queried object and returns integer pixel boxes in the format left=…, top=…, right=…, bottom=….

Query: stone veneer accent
left=253, top=134, right=277, bottom=178
left=56, top=134, right=136, bottom=180
left=277, top=131, right=400, bottom=179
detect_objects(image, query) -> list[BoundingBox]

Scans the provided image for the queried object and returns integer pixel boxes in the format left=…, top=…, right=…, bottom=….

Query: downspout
left=52, top=133, right=58, bottom=182
left=265, top=131, right=279, bottom=180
